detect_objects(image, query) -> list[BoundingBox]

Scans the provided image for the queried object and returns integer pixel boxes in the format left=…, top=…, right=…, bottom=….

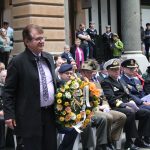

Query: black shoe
left=124, top=141, right=139, bottom=150
left=134, top=138, right=150, bottom=148
left=144, top=136, right=150, bottom=144
left=107, top=143, right=116, bottom=150
left=96, top=144, right=107, bottom=150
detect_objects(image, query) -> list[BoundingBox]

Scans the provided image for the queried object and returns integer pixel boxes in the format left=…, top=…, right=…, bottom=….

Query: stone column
left=121, top=0, right=149, bottom=73
left=12, top=0, right=65, bottom=55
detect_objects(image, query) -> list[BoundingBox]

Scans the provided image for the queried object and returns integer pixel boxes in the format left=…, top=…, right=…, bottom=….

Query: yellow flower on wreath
left=93, top=101, right=99, bottom=107
left=76, top=114, right=82, bottom=120
left=84, top=118, right=90, bottom=124
left=59, top=116, right=65, bottom=122
left=64, top=102, right=69, bottom=106
left=62, top=111, right=67, bottom=115
left=57, top=99, right=62, bottom=104
left=86, top=109, right=91, bottom=115
left=64, top=85, right=69, bottom=90
left=57, top=92, right=63, bottom=98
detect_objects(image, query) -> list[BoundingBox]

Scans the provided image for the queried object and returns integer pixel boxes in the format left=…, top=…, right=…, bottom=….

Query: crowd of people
left=0, top=22, right=150, bottom=150
left=0, top=21, right=13, bottom=68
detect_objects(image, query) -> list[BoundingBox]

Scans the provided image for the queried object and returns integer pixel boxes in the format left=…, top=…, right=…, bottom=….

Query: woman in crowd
left=0, top=28, right=13, bottom=68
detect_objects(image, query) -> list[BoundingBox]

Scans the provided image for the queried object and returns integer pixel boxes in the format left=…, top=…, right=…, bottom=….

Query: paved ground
left=4, top=134, right=150, bottom=150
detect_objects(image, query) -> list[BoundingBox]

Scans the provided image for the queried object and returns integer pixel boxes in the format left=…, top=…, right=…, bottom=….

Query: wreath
left=55, top=76, right=101, bottom=132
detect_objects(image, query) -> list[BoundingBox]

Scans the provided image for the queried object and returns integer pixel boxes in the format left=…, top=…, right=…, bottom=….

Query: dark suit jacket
left=61, top=52, right=73, bottom=64
left=101, top=76, right=143, bottom=108
left=3, top=48, right=57, bottom=137
left=121, top=74, right=145, bottom=98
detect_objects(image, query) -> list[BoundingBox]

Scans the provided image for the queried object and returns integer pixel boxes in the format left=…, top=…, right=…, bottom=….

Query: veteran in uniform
left=101, top=59, right=150, bottom=149
left=80, top=60, right=126, bottom=150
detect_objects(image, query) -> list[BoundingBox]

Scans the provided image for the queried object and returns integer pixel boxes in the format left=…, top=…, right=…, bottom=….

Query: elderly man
left=101, top=58, right=150, bottom=149
left=80, top=60, right=126, bottom=150
left=56, top=63, right=78, bottom=150
left=121, top=59, right=150, bottom=145
left=3, top=24, right=57, bottom=150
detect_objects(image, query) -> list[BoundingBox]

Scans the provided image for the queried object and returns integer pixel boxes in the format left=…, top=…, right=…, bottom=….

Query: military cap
left=58, top=64, right=72, bottom=73
left=121, top=59, right=138, bottom=68
left=104, top=59, right=120, bottom=70
left=81, top=59, right=99, bottom=71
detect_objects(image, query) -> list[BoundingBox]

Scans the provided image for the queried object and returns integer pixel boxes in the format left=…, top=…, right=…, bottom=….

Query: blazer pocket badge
left=114, top=87, right=119, bottom=91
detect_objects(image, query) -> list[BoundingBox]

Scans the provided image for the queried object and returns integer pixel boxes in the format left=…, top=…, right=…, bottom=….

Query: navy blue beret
left=58, top=64, right=72, bottom=73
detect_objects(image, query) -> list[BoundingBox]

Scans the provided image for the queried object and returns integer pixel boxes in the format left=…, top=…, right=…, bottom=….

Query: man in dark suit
left=121, top=59, right=150, bottom=110
left=101, top=58, right=150, bottom=149
left=121, top=59, right=150, bottom=145
left=3, top=24, right=57, bottom=150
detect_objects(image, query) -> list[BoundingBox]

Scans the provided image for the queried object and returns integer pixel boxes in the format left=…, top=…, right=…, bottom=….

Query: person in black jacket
left=144, top=23, right=150, bottom=61
left=86, top=21, right=98, bottom=58
left=0, top=70, right=6, bottom=149
left=3, top=24, right=57, bottom=150
left=102, top=25, right=113, bottom=61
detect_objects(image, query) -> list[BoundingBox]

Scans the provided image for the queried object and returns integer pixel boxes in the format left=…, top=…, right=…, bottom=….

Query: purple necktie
left=36, top=56, right=49, bottom=101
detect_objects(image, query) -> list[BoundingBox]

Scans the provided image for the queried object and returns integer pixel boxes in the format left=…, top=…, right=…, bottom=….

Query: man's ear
left=24, top=39, right=30, bottom=46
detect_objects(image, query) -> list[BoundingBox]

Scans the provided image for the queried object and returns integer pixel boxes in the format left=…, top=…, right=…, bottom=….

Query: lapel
left=25, top=49, right=57, bottom=91
left=122, top=74, right=135, bottom=86
left=118, top=78, right=130, bottom=94
left=108, top=76, right=124, bottom=91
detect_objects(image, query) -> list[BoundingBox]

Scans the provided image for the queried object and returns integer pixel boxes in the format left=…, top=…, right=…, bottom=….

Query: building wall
left=3, top=0, right=13, bottom=26
left=11, top=0, right=66, bottom=55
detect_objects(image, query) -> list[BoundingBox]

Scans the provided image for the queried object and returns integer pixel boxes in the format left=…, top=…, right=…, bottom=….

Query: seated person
left=96, top=63, right=108, bottom=83
left=61, top=45, right=74, bottom=64
left=101, top=58, right=150, bottom=149
left=121, top=59, right=150, bottom=107
left=80, top=60, right=126, bottom=150
left=55, top=56, right=66, bottom=77
left=57, top=64, right=78, bottom=150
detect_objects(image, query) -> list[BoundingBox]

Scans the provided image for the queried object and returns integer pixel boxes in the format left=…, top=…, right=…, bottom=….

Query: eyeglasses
left=32, top=37, right=46, bottom=42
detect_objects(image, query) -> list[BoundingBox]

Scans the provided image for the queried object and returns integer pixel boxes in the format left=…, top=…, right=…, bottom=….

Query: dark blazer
left=3, top=48, right=56, bottom=137
left=101, top=76, right=143, bottom=108
left=121, top=74, right=145, bottom=98
left=61, top=52, right=73, bottom=64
